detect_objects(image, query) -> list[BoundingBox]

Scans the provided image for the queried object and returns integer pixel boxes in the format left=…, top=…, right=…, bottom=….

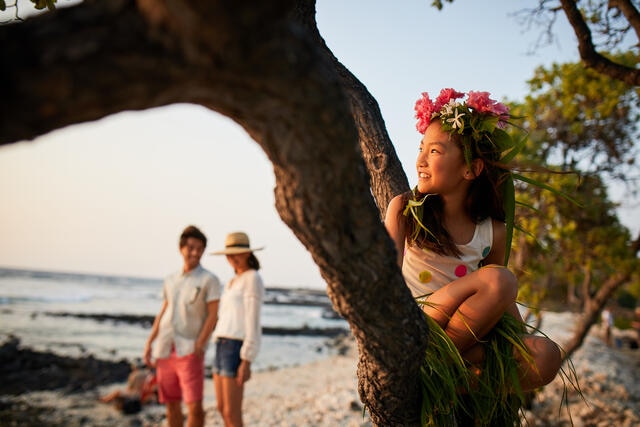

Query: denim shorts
left=212, top=338, right=243, bottom=377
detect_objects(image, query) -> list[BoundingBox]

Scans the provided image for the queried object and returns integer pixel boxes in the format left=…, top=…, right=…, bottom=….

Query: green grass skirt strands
left=418, top=311, right=530, bottom=426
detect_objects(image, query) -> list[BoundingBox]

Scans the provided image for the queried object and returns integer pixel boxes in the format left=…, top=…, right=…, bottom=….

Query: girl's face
left=225, top=251, right=251, bottom=273
left=415, top=121, right=470, bottom=195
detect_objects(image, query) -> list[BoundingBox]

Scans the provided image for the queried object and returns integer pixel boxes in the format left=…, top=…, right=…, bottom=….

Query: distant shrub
left=616, top=290, right=637, bottom=309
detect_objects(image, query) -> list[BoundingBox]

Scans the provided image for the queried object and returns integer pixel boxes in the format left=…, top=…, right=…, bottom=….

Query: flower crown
left=414, top=88, right=517, bottom=167
left=414, top=88, right=510, bottom=135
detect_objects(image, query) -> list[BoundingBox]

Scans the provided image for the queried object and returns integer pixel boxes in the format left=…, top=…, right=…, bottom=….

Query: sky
left=1, top=1, right=637, bottom=289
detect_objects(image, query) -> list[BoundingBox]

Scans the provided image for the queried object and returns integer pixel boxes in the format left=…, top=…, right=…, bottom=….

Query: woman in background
left=210, top=232, right=265, bottom=427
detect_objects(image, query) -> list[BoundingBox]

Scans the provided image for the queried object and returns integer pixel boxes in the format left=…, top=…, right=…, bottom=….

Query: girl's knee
left=480, top=265, right=518, bottom=300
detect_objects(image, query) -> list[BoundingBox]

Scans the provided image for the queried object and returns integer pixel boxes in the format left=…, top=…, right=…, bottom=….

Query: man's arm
left=194, top=300, right=219, bottom=358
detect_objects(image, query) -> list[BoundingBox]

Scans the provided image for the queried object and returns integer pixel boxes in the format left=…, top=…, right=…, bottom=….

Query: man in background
left=144, top=225, right=221, bottom=427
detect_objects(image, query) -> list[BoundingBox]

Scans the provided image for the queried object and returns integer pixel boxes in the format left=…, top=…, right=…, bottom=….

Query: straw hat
left=210, top=232, right=264, bottom=255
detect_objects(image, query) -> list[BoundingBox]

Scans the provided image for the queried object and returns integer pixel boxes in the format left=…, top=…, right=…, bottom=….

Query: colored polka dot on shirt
left=419, top=270, right=432, bottom=283
left=454, top=264, right=468, bottom=277
left=482, top=246, right=491, bottom=258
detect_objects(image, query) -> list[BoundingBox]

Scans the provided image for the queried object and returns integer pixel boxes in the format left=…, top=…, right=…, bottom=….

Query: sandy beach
left=2, top=313, right=640, bottom=426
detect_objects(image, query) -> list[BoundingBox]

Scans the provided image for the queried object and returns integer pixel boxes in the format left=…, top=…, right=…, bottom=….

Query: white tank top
left=402, top=218, right=493, bottom=298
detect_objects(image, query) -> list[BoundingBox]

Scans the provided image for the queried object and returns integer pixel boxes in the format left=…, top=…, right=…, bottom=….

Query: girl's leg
left=424, top=265, right=518, bottom=353
left=461, top=332, right=562, bottom=391
left=216, top=375, right=244, bottom=427
left=517, top=334, right=562, bottom=390
left=213, top=374, right=225, bottom=420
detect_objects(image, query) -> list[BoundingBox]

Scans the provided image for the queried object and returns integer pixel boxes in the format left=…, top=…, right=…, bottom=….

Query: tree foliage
left=523, top=52, right=640, bottom=182
left=508, top=56, right=640, bottom=357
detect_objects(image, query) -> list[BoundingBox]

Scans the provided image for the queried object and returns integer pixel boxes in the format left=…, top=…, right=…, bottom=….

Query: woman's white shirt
left=212, top=269, right=265, bottom=362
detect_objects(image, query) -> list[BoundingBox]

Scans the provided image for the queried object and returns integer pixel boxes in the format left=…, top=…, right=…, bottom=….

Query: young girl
left=384, top=89, right=562, bottom=424
left=210, top=232, right=265, bottom=427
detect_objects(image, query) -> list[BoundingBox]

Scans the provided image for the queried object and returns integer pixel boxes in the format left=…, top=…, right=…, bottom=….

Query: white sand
left=205, top=344, right=366, bottom=426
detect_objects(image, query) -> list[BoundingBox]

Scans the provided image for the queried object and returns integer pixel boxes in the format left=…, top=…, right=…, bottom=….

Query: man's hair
left=179, top=225, right=207, bottom=248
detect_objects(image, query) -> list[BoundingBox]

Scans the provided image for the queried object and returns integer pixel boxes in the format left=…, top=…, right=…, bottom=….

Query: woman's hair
left=402, top=131, right=509, bottom=257
left=248, top=253, right=261, bottom=270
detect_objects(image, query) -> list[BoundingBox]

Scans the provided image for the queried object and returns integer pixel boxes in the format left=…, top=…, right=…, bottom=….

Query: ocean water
left=0, top=267, right=349, bottom=372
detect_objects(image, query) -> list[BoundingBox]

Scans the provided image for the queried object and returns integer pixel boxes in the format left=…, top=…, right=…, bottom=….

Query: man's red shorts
left=155, top=351, right=204, bottom=404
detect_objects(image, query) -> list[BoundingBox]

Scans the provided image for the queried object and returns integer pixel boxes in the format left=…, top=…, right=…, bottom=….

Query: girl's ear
left=464, top=159, right=484, bottom=180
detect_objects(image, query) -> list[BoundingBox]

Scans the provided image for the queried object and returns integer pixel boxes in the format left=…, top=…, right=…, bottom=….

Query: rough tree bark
left=0, top=0, right=427, bottom=425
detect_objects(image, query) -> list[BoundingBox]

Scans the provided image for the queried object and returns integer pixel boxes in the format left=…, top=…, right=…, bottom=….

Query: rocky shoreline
left=2, top=318, right=639, bottom=426
left=0, top=335, right=134, bottom=426
left=0, top=336, right=131, bottom=396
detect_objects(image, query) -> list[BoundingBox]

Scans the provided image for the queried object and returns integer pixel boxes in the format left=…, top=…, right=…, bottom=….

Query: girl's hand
left=236, top=359, right=251, bottom=385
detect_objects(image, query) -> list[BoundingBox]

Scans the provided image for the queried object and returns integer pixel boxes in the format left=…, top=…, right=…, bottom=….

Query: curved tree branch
left=608, top=0, right=640, bottom=42
left=559, top=0, right=640, bottom=85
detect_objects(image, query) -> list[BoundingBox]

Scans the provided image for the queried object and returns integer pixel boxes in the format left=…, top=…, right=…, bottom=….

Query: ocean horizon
left=0, top=266, right=349, bottom=372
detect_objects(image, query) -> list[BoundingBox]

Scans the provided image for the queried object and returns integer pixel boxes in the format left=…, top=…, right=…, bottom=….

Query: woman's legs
left=214, top=373, right=244, bottom=427
left=424, top=265, right=518, bottom=353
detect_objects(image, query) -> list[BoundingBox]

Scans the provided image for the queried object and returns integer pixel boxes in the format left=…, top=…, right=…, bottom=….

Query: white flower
left=446, top=108, right=465, bottom=129
left=442, top=100, right=460, bottom=116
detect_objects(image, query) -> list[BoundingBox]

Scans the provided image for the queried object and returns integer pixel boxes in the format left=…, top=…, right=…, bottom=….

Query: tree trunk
left=580, top=264, right=593, bottom=312
left=0, top=0, right=427, bottom=424
left=562, top=272, right=631, bottom=358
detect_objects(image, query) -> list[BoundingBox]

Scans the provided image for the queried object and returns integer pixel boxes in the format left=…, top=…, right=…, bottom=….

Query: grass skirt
left=419, top=313, right=530, bottom=426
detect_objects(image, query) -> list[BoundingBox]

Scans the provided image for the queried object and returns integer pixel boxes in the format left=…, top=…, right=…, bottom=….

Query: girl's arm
left=484, top=219, right=508, bottom=266
left=384, top=195, right=407, bottom=268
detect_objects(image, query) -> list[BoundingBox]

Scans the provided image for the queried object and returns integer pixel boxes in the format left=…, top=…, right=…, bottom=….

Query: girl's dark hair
left=179, top=225, right=207, bottom=248
left=402, top=133, right=508, bottom=257
left=248, top=253, right=261, bottom=270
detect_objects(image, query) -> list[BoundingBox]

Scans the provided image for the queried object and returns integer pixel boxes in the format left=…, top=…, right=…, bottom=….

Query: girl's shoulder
left=385, top=192, right=411, bottom=217
left=489, top=218, right=506, bottom=241
left=388, top=193, right=407, bottom=208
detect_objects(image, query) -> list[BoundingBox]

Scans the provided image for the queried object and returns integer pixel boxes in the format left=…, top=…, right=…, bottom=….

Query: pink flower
left=493, top=102, right=511, bottom=128
left=415, top=89, right=466, bottom=134
left=434, top=88, right=465, bottom=112
left=467, top=91, right=510, bottom=127
left=414, top=92, right=435, bottom=134
left=466, top=91, right=494, bottom=113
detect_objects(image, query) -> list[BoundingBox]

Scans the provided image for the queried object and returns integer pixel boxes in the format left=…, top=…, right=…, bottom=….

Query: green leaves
left=30, top=0, right=56, bottom=11
left=403, top=192, right=440, bottom=243
left=502, top=175, right=515, bottom=265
